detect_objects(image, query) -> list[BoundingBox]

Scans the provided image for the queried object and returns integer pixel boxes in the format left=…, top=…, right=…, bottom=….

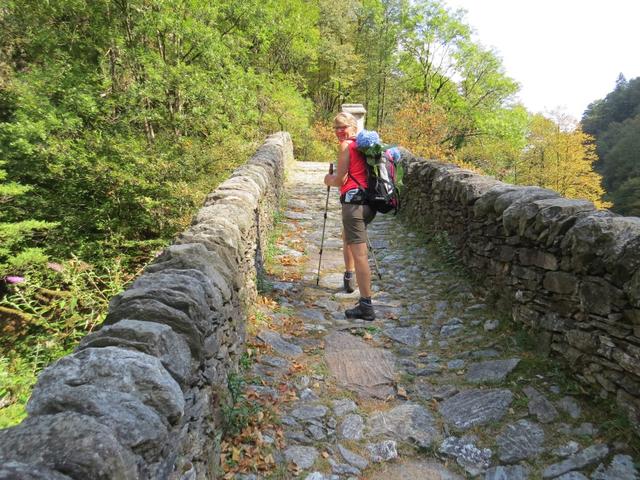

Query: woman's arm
left=324, top=141, right=350, bottom=187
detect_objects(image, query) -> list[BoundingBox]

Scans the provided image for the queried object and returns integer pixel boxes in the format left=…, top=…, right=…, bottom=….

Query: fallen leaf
left=231, top=447, right=242, bottom=462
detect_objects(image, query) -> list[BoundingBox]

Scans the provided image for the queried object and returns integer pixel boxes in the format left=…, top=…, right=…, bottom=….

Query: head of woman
left=333, top=112, right=358, bottom=142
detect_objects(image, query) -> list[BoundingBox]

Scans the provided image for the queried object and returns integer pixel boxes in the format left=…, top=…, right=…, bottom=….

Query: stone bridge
left=0, top=132, right=638, bottom=479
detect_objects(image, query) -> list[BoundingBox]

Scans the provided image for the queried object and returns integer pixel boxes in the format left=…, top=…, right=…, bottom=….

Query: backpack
left=352, top=130, right=403, bottom=214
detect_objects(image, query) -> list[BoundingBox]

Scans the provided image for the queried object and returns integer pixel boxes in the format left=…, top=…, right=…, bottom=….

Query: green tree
left=582, top=75, right=640, bottom=214
left=0, top=161, right=56, bottom=275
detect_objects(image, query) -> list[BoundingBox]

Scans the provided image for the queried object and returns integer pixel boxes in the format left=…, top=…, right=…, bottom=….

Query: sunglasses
left=334, top=126, right=348, bottom=131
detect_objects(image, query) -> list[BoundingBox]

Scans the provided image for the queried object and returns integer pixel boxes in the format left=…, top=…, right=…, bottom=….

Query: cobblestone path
left=244, top=162, right=638, bottom=479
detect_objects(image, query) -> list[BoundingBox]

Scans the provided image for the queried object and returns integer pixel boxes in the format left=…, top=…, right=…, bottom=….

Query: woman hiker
left=323, top=111, right=376, bottom=321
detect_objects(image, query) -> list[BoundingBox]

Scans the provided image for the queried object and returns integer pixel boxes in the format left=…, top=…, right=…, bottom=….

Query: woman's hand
left=324, top=174, right=334, bottom=187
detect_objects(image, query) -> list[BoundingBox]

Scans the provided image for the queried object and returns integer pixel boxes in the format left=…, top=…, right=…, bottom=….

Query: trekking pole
left=316, top=163, right=334, bottom=286
left=367, top=236, right=383, bottom=280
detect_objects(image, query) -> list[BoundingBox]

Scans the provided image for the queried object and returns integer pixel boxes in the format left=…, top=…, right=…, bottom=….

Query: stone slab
left=465, top=358, right=520, bottom=383
left=367, top=459, right=464, bottom=479
left=257, top=330, right=303, bottom=357
left=383, top=326, right=422, bottom=347
left=439, top=389, right=513, bottom=430
left=324, top=332, right=395, bottom=398
left=496, top=419, right=545, bottom=463
left=367, top=403, right=440, bottom=448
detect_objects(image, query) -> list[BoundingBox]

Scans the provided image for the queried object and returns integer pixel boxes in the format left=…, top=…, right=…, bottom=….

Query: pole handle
left=329, top=162, right=334, bottom=174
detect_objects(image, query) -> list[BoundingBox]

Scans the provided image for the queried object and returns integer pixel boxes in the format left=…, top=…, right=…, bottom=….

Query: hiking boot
left=345, top=297, right=375, bottom=321
left=343, top=271, right=355, bottom=293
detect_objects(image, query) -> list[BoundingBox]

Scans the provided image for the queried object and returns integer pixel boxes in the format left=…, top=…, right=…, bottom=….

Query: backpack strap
left=348, top=171, right=366, bottom=190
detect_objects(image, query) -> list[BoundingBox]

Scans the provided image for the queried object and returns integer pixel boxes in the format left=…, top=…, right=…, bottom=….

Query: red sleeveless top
left=340, top=140, right=368, bottom=195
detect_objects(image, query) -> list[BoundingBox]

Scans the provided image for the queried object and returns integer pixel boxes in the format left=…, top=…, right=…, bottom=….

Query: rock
left=287, top=198, right=307, bottom=209
left=370, top=459, right=464, bottom=479
left=484, top=320, right=500, bottom=331
left=439, top=389, right=513, bottom=430
left=523, top=386, right=559, bottom=423
left=77, top=319, right=191, bottom=387
left=555, top=473, right=589, bottom=480
left=406, top=363, right=442, bottom=376
left=448, top=359, right=465, bottom=369
left=27, top=347, right=184, bottom=426
left=367, top=440, right=398, bottom=463
left=261, top=355, right=290, bottom=369
left=271, top=281, right=296, bottom=294
left=383, top=326, right=422, bottom=347
left=407, top=303, right=424, bottom=314
left=299, top=388, right=319, bottom=401
left=441, top=323, right=465, bottom=338
left=466, top=303, right=487, bottom=313
left=235, top=474, right=260, bottom=480
left=338, top=444, right=369, bottom=470
left=105, top=296, right=207, bottom=359
left=28, top=385, right=167, bottom=460
left=472, top=349, right=500, bottom=358
left=285, top=430, right=312, bottom=444
left=591, top=454, right=638, bottom=480
left=246, top=385, right=279, bottom=401
left=305, top=473, right=336, bottom=480
left=0, top=462, right=72, bottom=480
left=433, top=385, right=459, bottom=400
left=573, top=423, right=597, bottom=436
left=329, top=459, right=360, bottom=476
left=284, top=446, right=319, bottom=469
left=306, top=424, right=326, bottom=441
left=557, top=396, right=582, bottom=419
left=332, top=399, right=357, bottom=417
left=291, top=404, right=328, bottom=420
left=440, top=436, right=492, bottom=476
left=466, top=358, right=520, bottom=383
left=0, top=413, right=138, bottom=480
left=324, top=332, right=395, bottom=399
left=542, top=444, right=610, bottom=478
left=298, top=308, right=326, bottom=323
left=338, top=414, right=364, bottom=440
left=285, top=211, right=312, bottom=220
left=367, top=403, right=440, bottom=448
left=484, top=465, right=530, bottom=480
left=257, top=330, right=303, bottom=357
left=314, top=298, right=340, bottom=312
left=553, top=441, right=581, bottom=457
left=496, top=420, right=545, bottom=463
left=319, top=273, right=344, bottom=290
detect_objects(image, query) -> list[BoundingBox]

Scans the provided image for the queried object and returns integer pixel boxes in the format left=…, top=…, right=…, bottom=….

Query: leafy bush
left=0, top=257, right=134, bottom=427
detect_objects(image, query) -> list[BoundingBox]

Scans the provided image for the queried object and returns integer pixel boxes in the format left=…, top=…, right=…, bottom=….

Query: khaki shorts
left=342, top=203, right=376, bottom=244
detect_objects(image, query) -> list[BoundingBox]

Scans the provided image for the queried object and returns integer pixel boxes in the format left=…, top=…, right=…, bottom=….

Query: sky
left=443, top=0, right=640, bottom=120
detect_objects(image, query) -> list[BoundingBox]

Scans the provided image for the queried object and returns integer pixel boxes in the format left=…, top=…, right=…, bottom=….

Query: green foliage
left=222, top=373, right=262, bottom=437
left=0, top=257, right=131, bottom=427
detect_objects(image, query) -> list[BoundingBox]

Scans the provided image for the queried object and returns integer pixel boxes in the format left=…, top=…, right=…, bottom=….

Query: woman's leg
left=348, top=242, right=371, bottom=298
left=342, top=230, right=355, bottom=272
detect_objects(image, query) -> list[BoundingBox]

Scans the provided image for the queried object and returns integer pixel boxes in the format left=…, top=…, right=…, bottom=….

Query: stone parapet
left=400, top=152, right=640, bottom=430
left=0, top=132, right=293, bottom=479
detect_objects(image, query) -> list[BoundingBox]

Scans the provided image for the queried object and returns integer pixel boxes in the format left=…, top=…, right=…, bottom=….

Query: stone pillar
left=341, top=104, right=366, bottom=133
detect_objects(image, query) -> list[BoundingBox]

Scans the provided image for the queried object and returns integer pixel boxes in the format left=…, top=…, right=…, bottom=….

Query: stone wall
left=0, top=132, right=294, bottom=480
left=401, top=153, right=640, bottom=429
